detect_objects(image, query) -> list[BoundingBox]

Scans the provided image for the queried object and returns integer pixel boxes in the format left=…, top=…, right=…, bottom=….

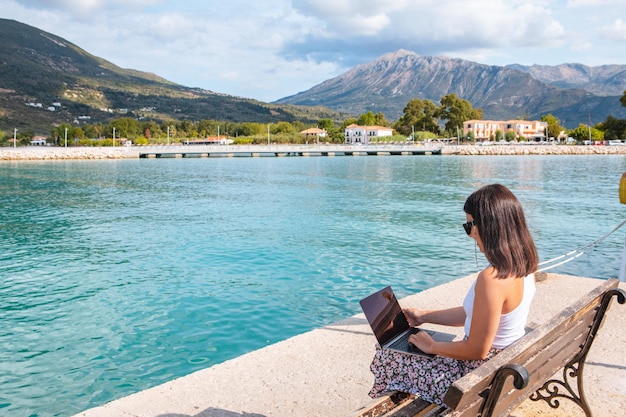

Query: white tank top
left=463, top=273, right=535, bottom=349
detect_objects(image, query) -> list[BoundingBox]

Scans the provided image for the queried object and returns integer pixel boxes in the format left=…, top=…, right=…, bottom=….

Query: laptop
left=360, top=285, right=455, bottom=357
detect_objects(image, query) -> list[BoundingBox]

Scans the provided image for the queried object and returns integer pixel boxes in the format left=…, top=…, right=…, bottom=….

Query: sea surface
left=1, top=154, right=625, bottom=417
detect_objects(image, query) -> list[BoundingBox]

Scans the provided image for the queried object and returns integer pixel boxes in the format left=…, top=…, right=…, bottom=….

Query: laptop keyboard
left=387, top=328, right=420, bottom=350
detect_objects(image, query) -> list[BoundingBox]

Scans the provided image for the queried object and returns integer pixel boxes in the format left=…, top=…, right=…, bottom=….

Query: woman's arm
left=409, top=268, right=505, bottom=360
left=404, top=306, right=466, bottom=327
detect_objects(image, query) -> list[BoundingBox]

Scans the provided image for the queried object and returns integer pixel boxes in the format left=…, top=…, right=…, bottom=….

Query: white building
left=30, top=136, right=47, bottom=146
left=344, top=124, right=393, bottom=144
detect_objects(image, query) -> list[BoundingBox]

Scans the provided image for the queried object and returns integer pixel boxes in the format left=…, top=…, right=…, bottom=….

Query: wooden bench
left=354, top=278, right=625, bottom=417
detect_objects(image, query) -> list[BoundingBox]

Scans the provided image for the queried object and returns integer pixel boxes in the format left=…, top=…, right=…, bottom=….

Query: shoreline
left=2, top=144, right=626, bottom=160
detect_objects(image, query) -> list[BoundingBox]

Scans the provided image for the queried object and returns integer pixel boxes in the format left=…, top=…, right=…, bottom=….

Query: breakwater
left=1, top=144, right=626, bottom=160
left=0, top=146, right=137, bottom=160
left=441, top=144, right=626, bottom=155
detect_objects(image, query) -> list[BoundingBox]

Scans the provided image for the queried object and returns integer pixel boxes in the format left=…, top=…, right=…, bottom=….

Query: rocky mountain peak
left=276, top=49, right=625, bottom=125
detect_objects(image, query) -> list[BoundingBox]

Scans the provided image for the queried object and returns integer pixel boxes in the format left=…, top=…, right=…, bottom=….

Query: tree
left=596, top=115, right=626, bottom=140
left=357, top=111, right=377, bottom=126
left=72, top=127, right=85, bottom=141
left=143, top=121, right=164, bottom=140
left=341, top=118, right=358, bottom=129
left=540, top=114, right=564, bottom=140
left=505, top=130, right=517, bottom=142
left=373, top=112, right=390, bottom=127
left=318, top=119, right=342, bottom=143
left=569, top=123, right=604, bottom=141
left=51, top=123, right=73, bottom=146
left=91, top=123, right=106, bottom=139
left=135, top=136, right=149, bottom=145
left=271, top=121, right=297, bottom=134
left=239, top=122, right=265, bottom=136
left=111, top=117, right=140, bottom=139
left=393, top=98, right=440, bottom=136
left=621, top=90, right=626, bottom=108
left=318, top=118, right=334, bottom=131
left=439, top=94, right=483, bottom=135
left=177, top=119, right=195, bottom=138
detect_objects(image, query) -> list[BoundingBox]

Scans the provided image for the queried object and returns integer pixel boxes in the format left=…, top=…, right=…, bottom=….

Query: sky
left=2, top=0, right=626, bottom=102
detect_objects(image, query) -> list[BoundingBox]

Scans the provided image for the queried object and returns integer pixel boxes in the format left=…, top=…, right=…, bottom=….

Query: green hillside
left=0, top=19, right=346, bottom=135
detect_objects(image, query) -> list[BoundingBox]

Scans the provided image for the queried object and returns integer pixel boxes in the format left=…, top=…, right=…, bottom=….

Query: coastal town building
left=463, top=119, right=549, bottom=141
left=30, top=136, right=47, bottom=146
left=182, top=136, right=234, bottom=145
left=344, top=124, right=393, bottom=144
left=299, top=127, right=327, bottom=143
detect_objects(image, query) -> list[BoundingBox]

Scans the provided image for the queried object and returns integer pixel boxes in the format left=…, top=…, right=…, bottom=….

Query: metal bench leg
left=479, top=364, right=529, bottom=417
left=530, top=288, right=626, bottom=417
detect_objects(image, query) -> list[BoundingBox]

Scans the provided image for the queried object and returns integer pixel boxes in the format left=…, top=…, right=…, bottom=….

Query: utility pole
left=13, top=128, right=17, bottom=148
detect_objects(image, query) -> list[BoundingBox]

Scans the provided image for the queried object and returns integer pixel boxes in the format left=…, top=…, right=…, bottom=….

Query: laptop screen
left=359, top=286, right=410, bottom=346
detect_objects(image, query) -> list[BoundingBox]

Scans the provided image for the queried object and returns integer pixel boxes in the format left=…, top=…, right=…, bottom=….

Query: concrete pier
left=71, top=273, right=625, bottom=417
left=136, top=145, right=441, bottom=159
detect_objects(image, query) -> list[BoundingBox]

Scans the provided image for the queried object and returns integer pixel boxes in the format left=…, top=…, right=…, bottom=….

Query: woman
left=369, top=183, right=539, bottom=405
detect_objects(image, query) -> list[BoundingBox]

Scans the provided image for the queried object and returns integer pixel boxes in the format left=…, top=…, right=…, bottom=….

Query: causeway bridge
left=137, top=144, right=442, bottom=159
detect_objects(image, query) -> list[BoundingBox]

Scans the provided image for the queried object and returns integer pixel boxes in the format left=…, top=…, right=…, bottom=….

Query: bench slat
left=353, top=392, right=414, bottom=417
left=383, top=398, right=439, bottom=416
left=443, top=278, right=619, bottom=417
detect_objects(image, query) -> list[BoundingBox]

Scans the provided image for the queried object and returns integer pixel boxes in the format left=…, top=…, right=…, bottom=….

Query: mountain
left=507, top=63, right=626, bottom=97
left=275, top=50, right=626, bottom=127
left=0, top=19, right=345, bottom=134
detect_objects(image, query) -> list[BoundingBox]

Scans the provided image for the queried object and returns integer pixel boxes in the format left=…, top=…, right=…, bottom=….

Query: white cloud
left=14, top=0, right=159, bottom=18
left=603, top=18, right=626, bottom=41
left=292, top=0, right=408, bottom=35
left=567, top=0, right=621, bottom=6
left=285, top=0, right=568, bottom=67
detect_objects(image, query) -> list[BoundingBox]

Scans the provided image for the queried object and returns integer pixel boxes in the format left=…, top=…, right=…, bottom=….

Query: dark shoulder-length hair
left=463, top=184, right=538, bottom=278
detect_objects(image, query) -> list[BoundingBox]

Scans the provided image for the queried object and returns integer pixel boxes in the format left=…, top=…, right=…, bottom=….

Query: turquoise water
left=1, top=154, right=625, bottom=417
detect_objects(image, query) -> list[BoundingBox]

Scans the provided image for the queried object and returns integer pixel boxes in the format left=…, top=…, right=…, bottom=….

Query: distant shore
left=2, top=144, right=626, bottom=160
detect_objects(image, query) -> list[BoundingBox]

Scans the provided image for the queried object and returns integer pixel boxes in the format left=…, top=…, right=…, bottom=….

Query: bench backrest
left=442, top=278, right=620, bottom=417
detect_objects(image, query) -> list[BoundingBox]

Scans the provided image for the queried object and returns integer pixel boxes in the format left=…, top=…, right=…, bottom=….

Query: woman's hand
left=403, top=308, right=427, bottom=327
left=408, top=331, right=435, bottom=354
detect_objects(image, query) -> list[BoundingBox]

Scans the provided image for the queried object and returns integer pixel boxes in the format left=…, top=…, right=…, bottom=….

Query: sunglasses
left=463, top=220, right=476, bottom=235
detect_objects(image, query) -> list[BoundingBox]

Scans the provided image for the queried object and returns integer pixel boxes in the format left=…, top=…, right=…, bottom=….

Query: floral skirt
left=368, top=346, right=501, bottom=405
